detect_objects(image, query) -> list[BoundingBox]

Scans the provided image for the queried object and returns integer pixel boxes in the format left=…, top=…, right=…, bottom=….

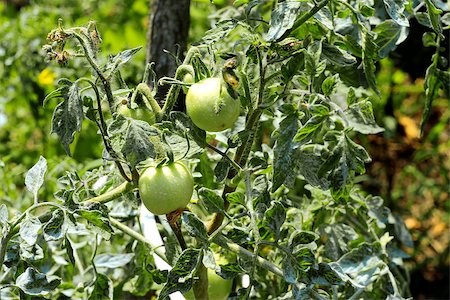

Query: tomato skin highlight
left=186, top=77, right=240, bottom=132
left=139, top=162, right=194, bottom=215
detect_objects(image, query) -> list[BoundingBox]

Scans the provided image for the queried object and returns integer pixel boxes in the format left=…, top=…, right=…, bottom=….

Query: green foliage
left=0, top=0, right=448, bottom=300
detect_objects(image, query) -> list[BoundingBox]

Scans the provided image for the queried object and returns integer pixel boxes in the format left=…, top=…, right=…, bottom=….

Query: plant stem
left=212, top=234, right=284, bottom=278
left=85, top=181, right=134, bottom=204
left=109, top=217, right=168, bottom=264
left=132, top=83, right=162, bottom=121
left=160, top=64, right=195, bottom=118
left=72, top=32, right=131, bottom=182
left=206, top=48, right=266, bottom=235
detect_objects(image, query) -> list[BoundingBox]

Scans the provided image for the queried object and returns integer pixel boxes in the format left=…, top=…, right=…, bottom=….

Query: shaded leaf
left=320, top=223, right=358, bottom=260
left=217, top=263, right=246, bottom=279
left=329, top=243, right=383, bottom=288
left=158, top=248, right=202, bottom=299
left=361, top=30, right=380, bottom=96
left=170, top=111, right=206, bottom=148
left=182, top=212, right=208, bottom=243
left=322, top=43, right=357, bottom=67
left=43, top=209, right=65, bottom=241
left=88, top=273, right=113, bottom=300
left=214, top=157, right=231, bottom=183
left=198, top=188, right=224, bottom=213
left=76, top=204, right=114, bottom=240
left=289, top=230, right=318, bottom=248
left=282, top=254, right=297, bottom=284
left=265, top=202, right=286, bottom=241
left=199, top=20, right=239, bottom=44
left=308, top=263, right=344, bottom=286
left=374, top=20, right=408, bottom=58
left=273, top=112, right=299, bottom=191
left=16, top=267, right=61, bottom=296
left=51, top=81, right=84, bottom=155
left=345, top=99, right=384, bottom=134
left=109, top=115, right=159, bottom=168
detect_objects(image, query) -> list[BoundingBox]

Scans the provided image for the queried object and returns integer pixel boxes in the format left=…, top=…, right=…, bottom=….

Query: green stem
left=109, top=217, right=168, bottom=264
left=212, top=235, right=284, bottom=278
left=71, top=32, right=115, bottom=113
left=85, top=181, right=134, bottom=204
left=206, top=144, right=242, bottom=172
left=160, top=64, right=195, bottom=118
left=132, top=83, right=162, bottom=121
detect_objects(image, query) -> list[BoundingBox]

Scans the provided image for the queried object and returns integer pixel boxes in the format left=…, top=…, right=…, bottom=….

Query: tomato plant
left=139, top=161, right=194, bottom=215
left=0, top=1, right=448, bottom=300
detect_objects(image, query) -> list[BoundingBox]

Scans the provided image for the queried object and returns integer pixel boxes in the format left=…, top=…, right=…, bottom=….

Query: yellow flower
left=38, top=68, right=56, bottom=86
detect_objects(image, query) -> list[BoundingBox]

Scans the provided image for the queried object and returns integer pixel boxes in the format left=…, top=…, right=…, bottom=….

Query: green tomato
left=186, top=77, right=240, bottom=132
left=139, top=161, right=194, bottom=215
left=118, top=102, right=156, bottom=125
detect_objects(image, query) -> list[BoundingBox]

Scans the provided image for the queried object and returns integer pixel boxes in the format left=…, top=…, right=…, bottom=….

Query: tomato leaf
left=19, top=216, right=42, bottom=246
left=329, top=243, right=384, bottom=288
left=217, top=263, right=246, bottom=279
left=345, top=99, right=384, bottom=134
left=25, top=156, right=47, bottom=202
left=75, top=204, right=114, bottom=240
left=43, top=209, right=65, bottom=241
left=94, top=253, right=134, bottom=269
left=264, top=202, right=286, bottom=241
left=266, top=1, right=305, bottom=42
left=307, top=263, right=343, bottom=286
left=382, top=0, right=409, bottom=27
left=198, top=187, right=224, bottom=213
left=0, top=204, right=8, bottom=228
left=272, top=112, right=299, bottom=191
left=51, top=81, right=84, bottom=155
left=88, top=273, right=113, bottom=300
left=182, top=212, right=208, bottom=243
left=374, top=20, right=408, bottom=58
left=361, top=29, right=380, bottom=96
left=109, top=115, right=159, bottom=168
left=16, top=267, right=61, bottom=296
left=424, top=0, right=444, bottom=39
left=289, top=231, right=318, bottom=248
left=170, top=111, right=206, bottom=148
left=158, top=248, right=202, bottom=299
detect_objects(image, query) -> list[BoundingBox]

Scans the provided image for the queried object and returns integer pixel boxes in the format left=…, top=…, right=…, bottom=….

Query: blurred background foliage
left=0, top=0, right=448, bottom=299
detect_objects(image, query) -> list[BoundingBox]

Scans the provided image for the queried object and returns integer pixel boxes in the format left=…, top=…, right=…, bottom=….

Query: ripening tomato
left=139, top=162, right=194, bottom=215
left=186, top=78, right=240, bottom=132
